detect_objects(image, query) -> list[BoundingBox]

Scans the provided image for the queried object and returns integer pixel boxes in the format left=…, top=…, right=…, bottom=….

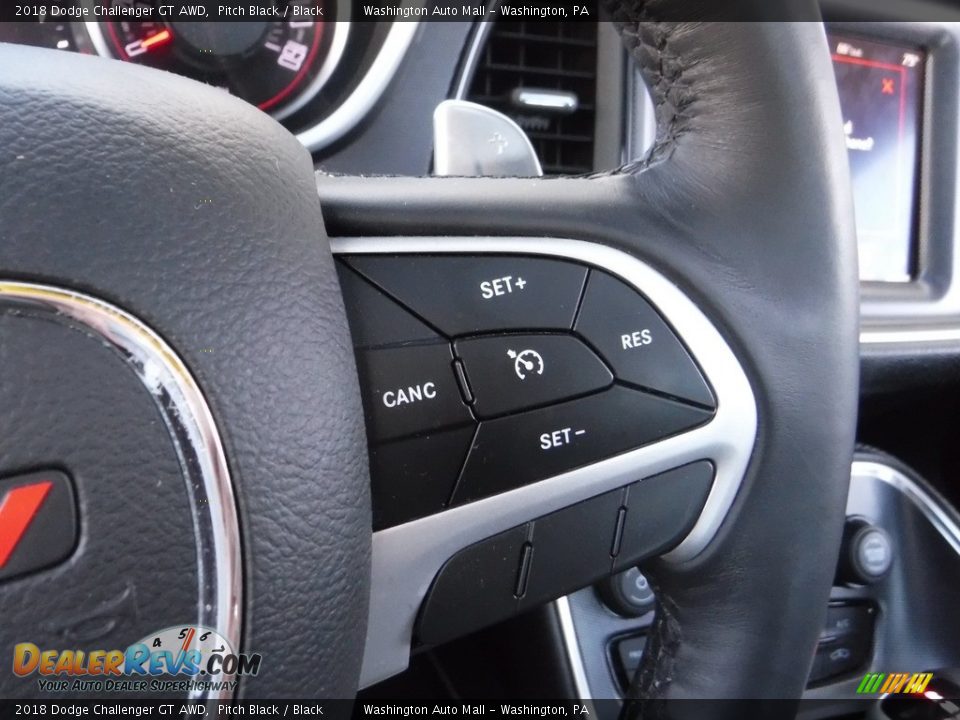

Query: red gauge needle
left=141, top=29, right=173, bottom=51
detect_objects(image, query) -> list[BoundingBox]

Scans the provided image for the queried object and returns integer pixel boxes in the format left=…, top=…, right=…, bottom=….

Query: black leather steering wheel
left=319, top=8, right=860, bottom=706
left=0, top=2, right=858, bottom=712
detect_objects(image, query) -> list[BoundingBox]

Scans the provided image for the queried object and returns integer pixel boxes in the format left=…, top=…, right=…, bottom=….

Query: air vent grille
left=466, top=20, right=598, bottom=175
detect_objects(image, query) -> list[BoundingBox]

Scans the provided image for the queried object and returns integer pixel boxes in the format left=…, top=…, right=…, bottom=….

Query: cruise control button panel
left=455, top=333, right=613, bottom=418
left=337, top=255, right=720, bottom=531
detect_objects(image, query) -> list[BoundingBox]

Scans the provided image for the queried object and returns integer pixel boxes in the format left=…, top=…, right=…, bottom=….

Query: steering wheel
left=0, top=1, right=858, bottom=711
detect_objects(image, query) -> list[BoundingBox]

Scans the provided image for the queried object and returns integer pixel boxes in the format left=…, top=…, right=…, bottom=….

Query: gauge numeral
left=277, top=40, right=309, bottom=71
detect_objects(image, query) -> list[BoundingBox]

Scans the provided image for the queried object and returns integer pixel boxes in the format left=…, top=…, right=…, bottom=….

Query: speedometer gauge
left=84, top=3, right=348, bottom=119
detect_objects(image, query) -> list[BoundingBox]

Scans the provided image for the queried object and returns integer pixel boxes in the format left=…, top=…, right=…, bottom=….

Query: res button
left=575, top=271, right=715, bottom=408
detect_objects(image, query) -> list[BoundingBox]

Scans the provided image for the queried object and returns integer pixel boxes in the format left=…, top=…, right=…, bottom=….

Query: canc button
left=355, top=343, right=473, bottom=442
left=575, top=271, right=715, bottom=408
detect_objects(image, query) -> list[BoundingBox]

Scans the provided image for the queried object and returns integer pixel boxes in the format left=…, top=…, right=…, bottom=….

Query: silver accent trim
left=81, top=17, right=416, bottom=153
left=0, top=282, right=242, bottom=702
left=81, top=20, right=112, bottom=59
left=510, top=88, right=578, bottom=114
left=555, top=597, right=593, bottom=703
left=851, top=460, right=960, bottom=555
left=297, top=21, right=419, bottom=151
left=453, top=19, right=494, bottom=100
left=860, top=326, right=960, bottom=346
left=433, top=99, right=543, bottom=177
left=330, top=237, right=757, bottom=688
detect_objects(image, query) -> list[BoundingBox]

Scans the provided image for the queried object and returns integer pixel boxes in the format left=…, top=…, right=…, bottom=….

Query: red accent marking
left=258, top=20, right=325, bottom=112
left=141, top=29, right=173, bottom=51
left=180, top=627, right=196, bottom=654
left=0, top=481, right=53, bottom=568
left=831, top=53, right=907, bottom=73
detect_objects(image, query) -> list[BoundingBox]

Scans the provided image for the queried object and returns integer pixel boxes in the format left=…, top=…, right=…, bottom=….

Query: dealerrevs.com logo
left=12, top=625, right=261, bottom=694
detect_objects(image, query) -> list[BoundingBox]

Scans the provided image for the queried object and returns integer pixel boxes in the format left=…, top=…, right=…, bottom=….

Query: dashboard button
left=575, top=271, right=715, bottom=408
left=417, top=525, right=529, bottom=646
left=613, top=461, right=715, bottom=571
left=370, top=427, right=475, bottom=531
left=822, top=604, right=874, bottom=641
left=597, top=567, right=657, bottom=618
left=813, top=636, right=870, bottom=682
left=344, top=255, right=588, bottom=335
left=613, top=634, right=647, bottom=690
left=337, top=263, right=441, bottom=349
left=355, top=343, right=472, bottom=442
left=452, top=387, right=712, bottom=504
left=455, top=333, right=613, bottom=418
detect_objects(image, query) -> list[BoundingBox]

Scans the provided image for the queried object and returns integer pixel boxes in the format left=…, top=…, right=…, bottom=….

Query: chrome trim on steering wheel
left=0, top=282, right=242, bottom=703
left=330, top=237, right=758, bottom=688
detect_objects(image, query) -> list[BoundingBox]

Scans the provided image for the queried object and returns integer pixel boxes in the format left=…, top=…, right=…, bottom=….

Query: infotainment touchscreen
left=828, top=33, right=925, bottom=283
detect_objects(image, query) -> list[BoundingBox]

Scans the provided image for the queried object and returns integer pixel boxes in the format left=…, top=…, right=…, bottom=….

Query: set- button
left=451, top=387, right=712, bottom=505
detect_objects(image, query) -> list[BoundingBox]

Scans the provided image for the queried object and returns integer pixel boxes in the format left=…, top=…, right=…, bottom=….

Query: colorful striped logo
left=857, top=672, right=933, bottom=694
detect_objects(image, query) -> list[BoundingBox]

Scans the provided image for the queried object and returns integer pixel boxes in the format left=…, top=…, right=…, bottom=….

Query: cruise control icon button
left=508, top=349, right=544, bottom=380
left=456, top=333, right=613, bottom=419
left=0, top=470, right=77, bottom=583
left=575, top=272, right=715, bottom=408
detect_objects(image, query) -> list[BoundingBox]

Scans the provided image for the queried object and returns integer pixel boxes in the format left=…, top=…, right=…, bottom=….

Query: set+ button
left=344, top=255, right=588, bottom=335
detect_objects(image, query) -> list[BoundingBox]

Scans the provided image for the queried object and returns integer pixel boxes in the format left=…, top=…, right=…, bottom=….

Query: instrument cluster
left=0, top=6, right=413, bottom=152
